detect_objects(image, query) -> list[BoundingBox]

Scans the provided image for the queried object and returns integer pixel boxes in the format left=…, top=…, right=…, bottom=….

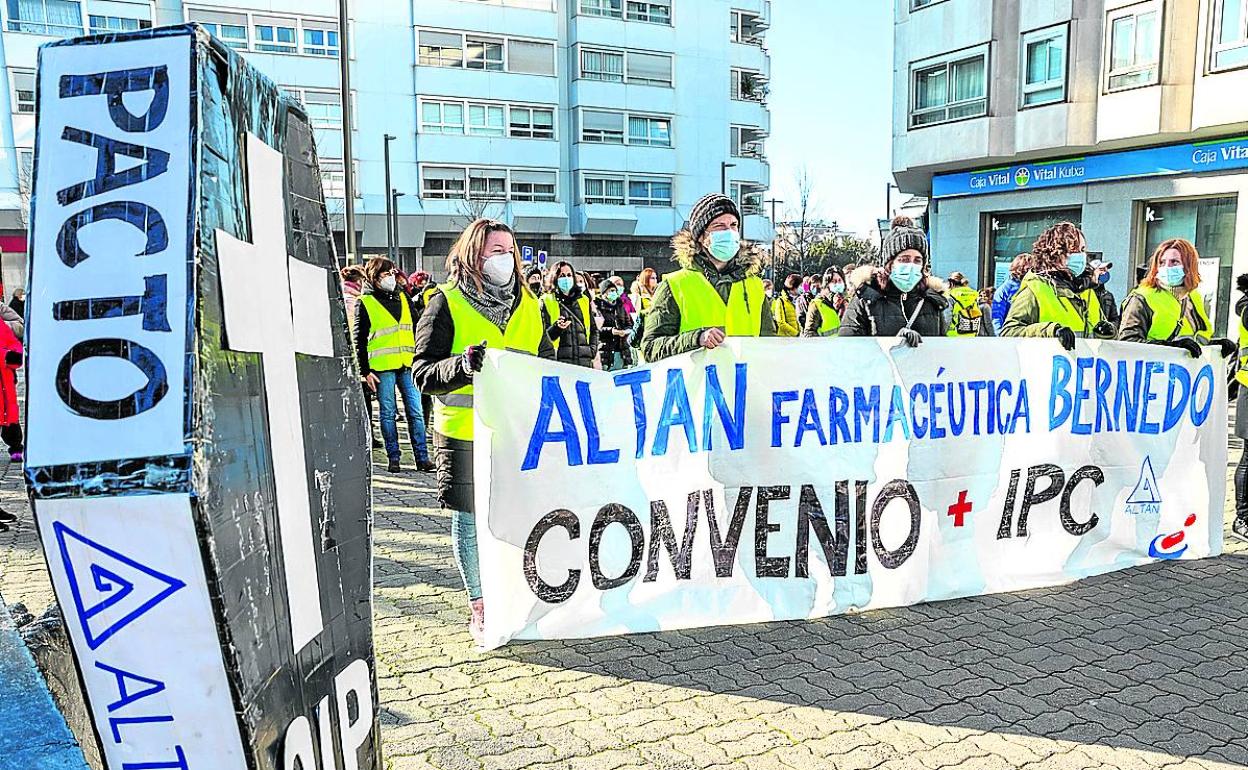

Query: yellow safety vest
left=946, top=286, right=983, bottom=338
left=1130, top=286, right=1212, bottom=343
left=433, top=286, right=544, bottom=441
left=359, top=294, right=415, bottom=371
left=771, top=293, right=799, bottom=337
left=1021, top=274, right=1102, bottom=337
left=809, top=297, right=841, bottom=336
left=542, top=293, right=592, bottom=350
left=422, top=285, right=439, bottom=305
left=1238, top=325, right=1248, bottom=388
left=665, top=269, right=765, bottom=336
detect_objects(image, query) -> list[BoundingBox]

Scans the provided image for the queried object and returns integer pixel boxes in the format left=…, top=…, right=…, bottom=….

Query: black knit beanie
left=882, top=225, right=929, bottom=266
left=687, top=193, right=741, bottom=243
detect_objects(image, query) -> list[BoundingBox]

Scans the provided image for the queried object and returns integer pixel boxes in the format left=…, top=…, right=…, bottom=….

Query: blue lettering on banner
left=1048, top=356, right=1211, bottom=434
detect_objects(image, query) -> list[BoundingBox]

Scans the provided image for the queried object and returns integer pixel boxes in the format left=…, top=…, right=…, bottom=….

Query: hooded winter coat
left=999, top=271, right=1111, bottom=339
left=838, top=266, right=949, bottom=338
left=639, top=231, right=777, bottom=362
left=542, top=285, right=599, bottom=367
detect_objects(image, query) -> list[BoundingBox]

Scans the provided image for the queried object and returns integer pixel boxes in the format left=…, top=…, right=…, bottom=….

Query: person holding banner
left=543, top=261, right=599, bottom=368
left=839, top=223, right=948, bottom=345
left=639, top=193, right=776, bottom=361
left=411, top=219, right=555, bottom=639
left=999, top=222, right=1116, bottom=348
left=802, top=267, right=845, bottom=337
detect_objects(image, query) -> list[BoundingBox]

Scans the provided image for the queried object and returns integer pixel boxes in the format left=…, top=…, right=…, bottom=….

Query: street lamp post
left=764, top=197, right=783, bottom=280
left=391, top=189, right=405, bottom=267
left=885, top=182, right=900, bottom=223
left=337, top=0, right=355, bottom=266
left=383, top=134, right=396, bottom=260
left=721, top=162, right=736, bottom=196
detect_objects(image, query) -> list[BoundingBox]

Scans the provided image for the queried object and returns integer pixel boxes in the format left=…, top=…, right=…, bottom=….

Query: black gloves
left=461, top=340, right=488, bottom=374
left=1215, top=338, right=1238, bottom=359
left=1165, top=337, right=1204, bottom=359
left=1056, top=327, right=1076, bottom=351
left=896, top=329, right=922, bottom=348
left=1093, top=321, right=1116, bottom=338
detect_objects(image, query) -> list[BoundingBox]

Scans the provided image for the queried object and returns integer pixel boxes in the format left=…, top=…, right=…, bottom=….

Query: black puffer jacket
left=541, top=287, right=599, bottom=367
left=839, top=266, right=949, bottom=338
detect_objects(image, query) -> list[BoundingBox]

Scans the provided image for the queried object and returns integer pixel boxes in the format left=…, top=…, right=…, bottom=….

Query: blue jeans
left=451, top=509, right=482, bottom=600
left=376, top=367, right=429, bottom=464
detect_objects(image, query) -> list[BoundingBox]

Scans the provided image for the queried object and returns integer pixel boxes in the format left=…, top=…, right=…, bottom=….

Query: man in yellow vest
left=640, top=193, right=775, bottom=361
left=356, top=257, right=433, bottom=474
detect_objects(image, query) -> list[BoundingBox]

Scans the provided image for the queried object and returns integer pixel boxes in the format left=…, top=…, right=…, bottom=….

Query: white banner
left=474, top=339, right=1226, bottom=650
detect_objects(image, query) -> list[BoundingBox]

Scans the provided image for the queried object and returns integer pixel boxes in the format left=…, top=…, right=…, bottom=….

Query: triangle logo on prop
left=53, top=521, right=186, bottom=650
left=1126, top=457, right=1163, bottom=515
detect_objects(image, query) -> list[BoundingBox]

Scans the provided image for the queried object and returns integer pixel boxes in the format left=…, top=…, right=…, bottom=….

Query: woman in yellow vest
left=355, top=257, right=432, bottom=474
left=630, top=267, right=658, bottom=316
left=411, top=219, right=555, bottom=641
left=1116, top=238, right=1234, bottom=358
left=640, top=193, right=775, bottom=361
left=1000, top=222, right=1116, bottom=349
left=945, top=271, right=990, bottom=337
left=803, top=267, right=845, bottom=337
left=542, top=260, right=599, bottom=368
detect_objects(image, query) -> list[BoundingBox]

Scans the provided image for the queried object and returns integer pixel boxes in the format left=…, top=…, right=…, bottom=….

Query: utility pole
left=338, top=0, right=355, bottom=266
left=383, top=134, right=396, bottom=260
left=391, top=189, right=405, bottom=267
left=765, top=197, right=783, bottom=280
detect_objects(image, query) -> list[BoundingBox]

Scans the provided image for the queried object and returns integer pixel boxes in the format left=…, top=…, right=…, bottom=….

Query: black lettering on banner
left=59, top=66, right=170, bottom=133
left=588, top=503, right=644, bottom=590
left=57, top=127, right=171, bottom=206
left=56, top=201, right=168, bottom=268
left=53, top=274, right=171, bottom=332
left=55, top=338, right=168, bottom=419
left=645, top=492, right=699, bottom=582
left=998, top=468, right=1021, bottom=540
left=795, top=485, right=849, bottom=578
left=1061, top=466, right=1104, bottom=536
left=854, top=480, right=868, bottom=575
left=871, top=480, right=921, bottom=570
left=524, top=509, right=581, bottom=604
left=707, top=488, right=751, bottom=578
left=1018, top=464, right=1064, bottom=538
left=754, top=486, right=791, bottom=578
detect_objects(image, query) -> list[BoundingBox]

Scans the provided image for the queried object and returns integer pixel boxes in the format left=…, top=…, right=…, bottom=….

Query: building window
left=1144, top=197, right=1239, bottom=332
left=985, top=209, right=1082, bottom=288
left=731, top=68, right=767, bottom=101
left=254, top=18, right=297, bottom=53
left=626, top=0, right=671, bottom=24
left=189, top=10, right=248, bottom=49
left=910, top=0, right=951, bottom=9
left=628, top=115, right=671, bottom=146
left=466, top=36, right=504, bottom=71
left=730, top=10, right=764, bottom=44
left=629, top=178, right=672, bottom=207
left=511, top=170, right=557, bottom=202
left=88, top=15, right=150, bottom=34
left=469, top=168, right=508, bottom=200
left=910, top=46, right=988, bottom=128
left=422, top=167, right=467, bottom=199
left=320, top=159, right=346, bottom=199
left=11, top=70, right=34, bottom=113
left=731, top=125, right=765, bottom=158
left=730, top=182, right=764, bottom=215
left=7, top=0, right=82, bottom=36
left=581, top=110, right=625, bottom=143
left=580, top=0, right=622, bottom=18
left=1106, top=2, right=1161, bottom=91
left=302, top=22, right=339, bottom=57
left=468, top=103, right=506, bottom=137
left=303, top=90, right=342, bottom=129
left=509, top=106, right=555, bottom=139
left=1213, top=0, right=1248, bottom=71
left=627, top=52, right=673, bottom=86
left=418, top=30, right=464, bottom=67
left=16, top=147, right=32, bottom=194
left=581, top=48, right=625, bottom=81
left=1021, top=24, right=1067, bottom=106
left=508, top=39, right=555, bottom=75
left=584, top=176, right=626, bottom=205
left=421, top=101, right=465, bottom=134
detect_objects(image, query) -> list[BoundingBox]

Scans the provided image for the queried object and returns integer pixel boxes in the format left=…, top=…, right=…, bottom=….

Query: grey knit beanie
left=687, top=193, right=741, bottom=242
left=882, top=225, right=929, bottom=266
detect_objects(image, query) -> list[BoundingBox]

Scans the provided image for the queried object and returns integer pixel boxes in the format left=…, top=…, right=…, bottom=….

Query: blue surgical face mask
left=557, top=276, right=574, bottom=293
left=1066, top=251, right=1088, bottom=276
left=890, top=262, right=922, bottom=293
left=1160, top=265, right=1186, bottom=288
left=1097, top=271, right=1111, bottom=285
left=828, top=282, right=846, bottom=295
left=707, top=229, right=741, bottom=262
left=605, top=290, right=620, bottom=302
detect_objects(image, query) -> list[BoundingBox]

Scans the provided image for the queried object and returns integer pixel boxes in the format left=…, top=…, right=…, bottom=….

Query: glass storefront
left=1142, top=196, right=1238, bottom=334
left=984, top=208, right=1082, bottom=288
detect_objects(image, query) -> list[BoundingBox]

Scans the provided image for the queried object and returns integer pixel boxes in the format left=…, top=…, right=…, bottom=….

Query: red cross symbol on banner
left=948, top=491, right=973, bottom=527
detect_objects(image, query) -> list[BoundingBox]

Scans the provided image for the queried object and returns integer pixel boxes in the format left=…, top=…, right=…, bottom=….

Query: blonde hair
left=446, top=219, right=517, bottom=290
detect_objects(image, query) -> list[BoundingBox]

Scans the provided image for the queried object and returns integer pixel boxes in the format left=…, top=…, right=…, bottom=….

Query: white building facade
left=0, top=0, right=773, bottom=291
left=893, top=0, right=1248, bottom=335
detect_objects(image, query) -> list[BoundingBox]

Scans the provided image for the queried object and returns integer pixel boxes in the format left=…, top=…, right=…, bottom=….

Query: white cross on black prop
left=217, top=133, right=336, bottom=653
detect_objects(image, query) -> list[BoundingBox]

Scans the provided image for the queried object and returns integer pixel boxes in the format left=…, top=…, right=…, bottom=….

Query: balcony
left=731, top=70, right=769, bottom=105
left=731, top=11, right=769, bottom=47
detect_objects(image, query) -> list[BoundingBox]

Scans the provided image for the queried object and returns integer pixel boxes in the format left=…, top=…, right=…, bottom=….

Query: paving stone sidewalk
left=2, top=439, right=1247, bottom=770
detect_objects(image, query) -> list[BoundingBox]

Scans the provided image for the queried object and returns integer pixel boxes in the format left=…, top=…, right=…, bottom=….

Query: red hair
left=1142, top=238, right=1201, bottom=292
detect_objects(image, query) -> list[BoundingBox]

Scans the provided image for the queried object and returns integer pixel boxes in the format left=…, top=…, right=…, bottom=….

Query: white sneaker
left=1232, top=518, right=1248, bottom=543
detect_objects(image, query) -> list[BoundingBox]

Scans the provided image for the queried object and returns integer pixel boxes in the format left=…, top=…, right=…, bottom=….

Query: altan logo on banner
left=1125, top=456, right=1162, bottom=516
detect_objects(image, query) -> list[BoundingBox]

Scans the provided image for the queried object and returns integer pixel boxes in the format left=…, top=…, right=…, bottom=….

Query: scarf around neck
left=453, top=268, right=515, bottom=331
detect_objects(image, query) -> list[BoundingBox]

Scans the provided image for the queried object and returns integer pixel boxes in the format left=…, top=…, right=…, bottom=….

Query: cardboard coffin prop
left=24, top=25, right=380, bottom=770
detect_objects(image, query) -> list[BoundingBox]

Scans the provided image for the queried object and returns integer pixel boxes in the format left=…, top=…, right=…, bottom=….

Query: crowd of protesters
left=340, top=191, right=1248, bottom=641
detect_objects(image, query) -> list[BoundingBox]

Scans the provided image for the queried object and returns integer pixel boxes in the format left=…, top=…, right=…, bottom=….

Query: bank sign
left=931, top=136, right=1248, bottom=199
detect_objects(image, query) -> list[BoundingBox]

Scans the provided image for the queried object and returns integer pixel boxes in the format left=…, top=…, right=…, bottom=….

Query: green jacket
left=639, top=231, right=776, bottom=362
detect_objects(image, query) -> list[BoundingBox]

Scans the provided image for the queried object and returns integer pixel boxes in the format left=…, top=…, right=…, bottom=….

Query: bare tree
left=778, top=167, right=818, bottom=275
left=455, top=195, right=505, bottom=232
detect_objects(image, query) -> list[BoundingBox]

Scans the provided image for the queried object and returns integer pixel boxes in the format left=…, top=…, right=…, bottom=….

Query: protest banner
left=474, top=338, right=1226, bottom=650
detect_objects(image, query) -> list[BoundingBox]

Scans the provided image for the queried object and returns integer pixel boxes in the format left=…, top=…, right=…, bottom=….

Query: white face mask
left=482, top=252, right=516, bottom=286
left=378, top=275, right=397, bottom=293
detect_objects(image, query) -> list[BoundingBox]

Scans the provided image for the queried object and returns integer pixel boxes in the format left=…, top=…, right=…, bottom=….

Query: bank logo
left=1148, top=514, right=1197, bottom=560
left=1125, top=457, right=1162, bottom=516
left=1015, top=167, right=1031, bottom=187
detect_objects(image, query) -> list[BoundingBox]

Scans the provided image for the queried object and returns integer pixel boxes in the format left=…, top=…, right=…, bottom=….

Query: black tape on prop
left=24, top=26, right=379, bottom=770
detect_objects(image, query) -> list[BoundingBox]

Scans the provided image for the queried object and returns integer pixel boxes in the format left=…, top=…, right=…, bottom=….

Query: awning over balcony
left=574, top=205, right=638, bottom=236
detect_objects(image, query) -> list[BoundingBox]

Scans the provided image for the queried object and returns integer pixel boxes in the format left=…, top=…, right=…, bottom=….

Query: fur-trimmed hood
left=671, top=230, right=764, bottom=276
left=849, top=265, right=947, bottom=296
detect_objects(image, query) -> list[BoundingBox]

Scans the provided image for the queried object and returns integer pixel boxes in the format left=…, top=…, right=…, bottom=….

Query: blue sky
left=767, top=3, right=894, bottom=237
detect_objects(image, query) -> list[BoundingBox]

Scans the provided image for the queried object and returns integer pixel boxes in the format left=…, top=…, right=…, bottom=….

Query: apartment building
left=0, top=0, right=774, bottom=290
left=893, top=0, right=1248, bottom=334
